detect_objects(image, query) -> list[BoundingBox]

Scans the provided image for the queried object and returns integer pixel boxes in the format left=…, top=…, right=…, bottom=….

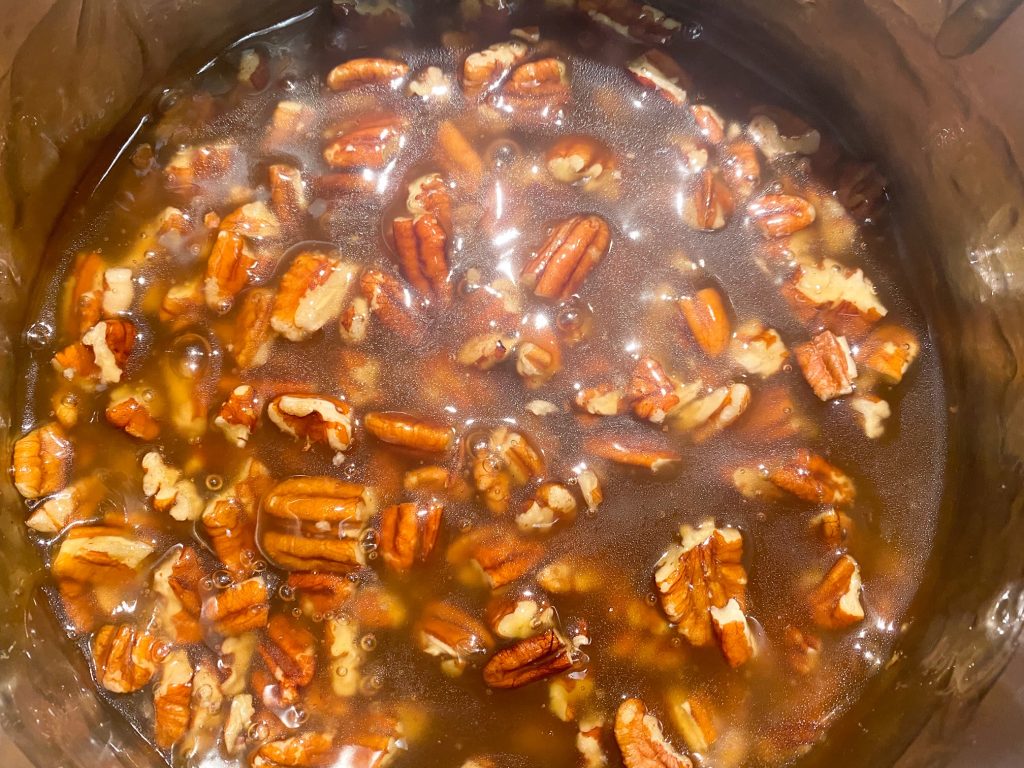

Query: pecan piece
left=437, top=120, right=484, bottom=186
left=498, top=58, right=570, bottom=115
left=201, top=576, right=270, bottom=636
left=327, top=57, right=409, bottom=91
left=365, top=411, right=454, bottom=453
left=709, top=598, right=757, bottom=667
left=457, top=332, right=517, bottom=370
left=681, top=170, right=734, bottom=231
left=470, top=426, right=545, bottom=514
left=259, top=476, right=374, bottom=572
left=447, top=526, right=544, bottom=589
left=231, top=288, right=276, bottom=369
left=720, top=140, right=761, bottom=199
left=547, top=135, right=613, bottom=185
left=516, top=482, right=577, bottom=533
left=12, top=423, right=72, bottom=499
left=152, top=546, right=205, bottom=644
left=259, top=614, right=317, bottom=705
left=810, top=508, right=854, bottom=549
left=767, top=449, right=855, bottom=506
left=25, top=476, right=104, bottom=534
left=665, top=689, right=716, bottom=754
left=581, top=0, right=682, bottom=44
left=655, top=519, right=747, bottom=649
left=794, top=330, right=858, bottom=401
left=271, top=252, right=359, bottom=341
left=850, top=394, right=891, bottom=439
left=627, top=356, right=696, bottom=423
left=360, top=268, right=426, bottom=343
left=214, top=385, right=261, bottom=447
left=858, top=324, right=920, bottom=384
left=416, top=601, right=494, bottom=676
left=251, top=732, right=335, bottom=768
left=323, top=113, right=406, bottom=170
left=783, top=625, right=822, bottom=675
left=392, top=214, right=451, bottom=302
left=406, top=172, right=453, bottom=233
left=482, top=627, right=585, bottom=689
left=267, top=393, right=354, bottom=462
left=575, top=384, right=627, bottom=416
left=516, top=332, right=562, bottom=389
left=549, top=675, right=596, bottom=722
left=730, top=320, right=788, bottom=377
left=204, top=229, right=256, bottom=312
left=223, top=693, right=255, bottom=756
left=672, top=383, right=751, bottom=442
left=202, top=458, right=273, bottom=574
left=748, top=113, right=821, bottom=160
left=142, top=451, right=201, bottom=522
left=154, top=650, right=193, bottom=748
left=325, top=615, right=363, bottom=696
left=614, top=698, right=691, bottom=768
left=62, top=251, right=105, bottom=335
left=379, top=501, right=443, bottom=572
left=53, top=319, right=136, bottom=386
left=521, top=215, right=611, bottom=300
left=585, top=437, right=681, bottom=473
left=92, top=623, right=165, bottom=693
left=748, top=194, right=816, bottom=237
left=809, top=554, right=864, bottom=629
left=627, top=49, right=689, bottom=104
left=408, top=65, right=452, bottom=100
left=106, top=386, right=161, bottom=440
left=486, top=590, right=555, bottom=639
left=268, top=164, right=308, bottom=229
left=677, top=287, right=731, bottom=358
left=537, top=556, right=605, bottom=594
left=463, top=40, right=529, bottom=97
left=287, top=572, right=357, bottom=618
left=789, top=258, right=888, bottom=328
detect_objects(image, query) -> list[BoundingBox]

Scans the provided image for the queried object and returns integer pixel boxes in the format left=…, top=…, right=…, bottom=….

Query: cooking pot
left=1, top=1, right=1022, bottom=765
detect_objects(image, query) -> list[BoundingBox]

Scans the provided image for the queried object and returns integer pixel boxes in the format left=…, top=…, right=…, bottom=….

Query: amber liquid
left=15, top=3, right=947, bottom=766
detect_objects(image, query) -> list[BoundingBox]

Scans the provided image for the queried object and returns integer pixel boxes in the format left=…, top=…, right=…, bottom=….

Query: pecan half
left=809, top=554, right=864, bottom=629
left=164, top=143, right=237, bottom=191
left=223, top=693, right=254, bottom=756
left=409, top=65, right=452, bottom=100
left=92, top=623, right=165, bottom=693
left=547, top=135, right=613, bottom=185
left=267, top=393, right=354, bottom=461
left=463, top=40, right=529, bottom=97
left=767, top=450, right=856, bottom=506
left=691, top=104, right=726, bottom=144
left=202, top=458, right=273, bottom=574
left=268, top=164, right=308, bottom=230
left=152, top=547, right=204, bottom=644
left=655, top=519, right=747, bottom=648
left=730, top=320, right=788, bottom=377
left=521, top=215, right=611, bottom=300
left=106, top=388, right=160, bottom=440
left=794, top=330, right=857, bottom=401
left=327, top=57, right=409, bottom=91
left=230, top=288, right=276, bottom=369
left=259, top=614, right=317, bottom=705
left=12, top=423, right=72, bottom=499
left=63, top=251, right=105, bottom=335
left=681, top=170, right=734, bottom=231
left=263, top=100, right=314, bottom=153
left=665, top=689, right=716, bottom=754
left=416, top=601, right=494, bottom=676
left=457, top=332, right=517, bottom=370
left=858, top=324, right=920, bottom=384
left=287, top=572, right=356, bottom=617
left=54, top=319, right=136, bottom=386
left=672, top=383, right=751, bottom=442
left=323, top=113, right=406, bottom=170
left=214, top=385, right=261, bottom=447
left=447, top=526, right=544, bottom=589
left=201, top=576, right=270, bottom=636
left=365, top=411, right=454, bottom=453
left=614, top=698, right=691, bottom=768
left=259, top=476, right=374, bottom=572
left=393, top=215, right=451, bottom=302
left=470, top=426, right=545, bottom=514
left=720, top=140, right=761, bottom=199
left=677, top=287, right=731, bottom=357
left=154, top=650, right=193, bottom=748
left=498, top=58, right=570, bottom=115
left=204, top=230, right=256, bottom=312
left=627, top=49, right=690, bottom=104
left=272, top=252, right=359, bottom=342
left=581, top=0, right=682, bottom=44
left=748, top=194, right=816, bottom=237
left=437, top=120, right=484, bottom=187
left=748, top=113, right=821, bottom=160
left=379, top=501, right=443, bottom=572
left=482, top=627, right=584, bottom=689
left=142, top=451, right=202, bottom=522
left=585, top=437, right=681, bottom=473
left=516, top=482, right=578, bottom=533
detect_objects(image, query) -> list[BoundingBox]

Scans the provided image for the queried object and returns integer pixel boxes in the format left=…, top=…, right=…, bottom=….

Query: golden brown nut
left=858, top=324, right=920, bottom=384
left=462, top=40, right=529, bottom=97
left=436, top=120, right=484, bottom=187
left=747, top=194, right=816, bottom=237
left=767, top=449, right=856, bottom=506
left=393, top=215, right=451, bottom=303
left=665, top=689, right=717, bottom=754
left=809, top=554, right=865, bottom=629
left=447, top=526, right=544, bottom=589
left=547, top=135, right=613, bottom=185
left=105, top=388, right=160, bottom=440
left=202, top=458, right=273, bottom=574
left=323, top=113, right=406, bottom=170
left=327, top=57, right=410, bottom=91
left=259, top=614, right=317, bottom=705
left=25, top=476, right=104, bottom=534
left=360, top=268, right=427, bottom=343
left=142, top=451, right=201, bottom=522
left=379, top=501, right=443, bottom=572
left=92, top=623, right=165, bottom=693
left=482, top=626, right=587, bottom=689
left=152, top=546, right=205, bottom=644
left=12, top=423, right=72, bottom=499
left=581, top=0, right=682, bottom=44
left=627, top=49, right=689, bottom=104
left=231, top=288, right=277, bottom=369
left=200, top=576, right=270, bottom=636
left=730, top=321, right=788, bottom=377
left=470, top=426, right=545, bottom=515
left=204, top=229, right=255, bottom=312
left=271, top=252, right=359, bottom=342
left=614, top=698, right=691, bottom=768
left=794, top=330, right=858, bottom=401
left=521, top=215, right=611, bottom=300
left=214, top=385, right=261, bottom=448
left=681, top=170, right=734, bottom=231
left=267, top=393, right=354, bottom=462
left=416, top=601, right=494, bottom=676
left=515, top=482, right=577, bottom=533
left=498, top=58, right=570, bottom=114
left=627, top=357, right=694, bottom=424
left=486, top=590, right=555, bottom=640
left=672, top=383, right=751, bottom=442
left=783, top=625, right=822, bottom=675
left=677, top=287, right=731, bottom=358
left=365, top=411, right=454, bottom=453
left=250, top=732, right=335, bottom=768
left=154, top=649, right=193, bottom=748
left=585, top=437, right=681, bottom=474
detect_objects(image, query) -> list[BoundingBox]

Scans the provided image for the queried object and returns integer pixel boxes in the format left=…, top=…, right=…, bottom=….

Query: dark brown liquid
left=15, top=4, right=947, bottom=767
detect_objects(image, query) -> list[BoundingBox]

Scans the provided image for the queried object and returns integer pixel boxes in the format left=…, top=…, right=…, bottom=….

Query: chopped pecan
left=409, top=65, right=452, bottom=100
left=416, top=601, right=494, bottom=676
left=575, top=384, right=627, bottom=416
left=51, top=388, right=81, bottom=430
left=810, top=508, right=854, bottom=549
left=730, top=465, right=783, bottom=502
left=748, top=113, right=821, bottom=160
left=268, top=164, right=308, bottom=229
left=164, top=143, right=237, bottom=191
left=627, top=49, right=689, bottom=104
left=152, top=546, right=205, bottom=643
left=201, top=576, right=270, bottom=636
left=547, top=135, right=613, bottom=185
left=186, top=661, right=224, bottom=738
left=578, top=716, right=608, bottom=768
left=516, top=332, right=563, bottom=389
left=585, top=437, right=681, bottom=473
left=142, top=451, right=202, bottom=522
left=338, top=295, right=372, bottom=343
left=768, top=449, right=856, bottom=506
left=154, top=649, right=193, bottom=748
left=392, top=215, right=451, bottom=303
left=202, top=458, right=273, bottom=574
left=259, top=476, right=373, bottom=572
left=730, top=321, right=788, bottom=377
left=287, top=572, right=357, bottom=618
left=267, top=393, right=354, bottom=462
left=99, top=267, right=134, bottom=320
left=447, top=526, right=544, bottom=589
left=25, top=476, right=103, bottom=534
left=92, top=623, right=164, bottom=693
left=672, top=383, right=751, bottom=442
left=849, top=394, right=891, bottom=439
left=105, top=387, right=160, bottom=440
left=575, top=467, right=603, bottom=513
left=483, top=627, right=585, bottom=689
left=665, top=690, right=716, bottom=754
left=789, top=258, right=888, bottom=327
left=214, top=385, right=261, bottom=447
left=470, top=426, right=545, bottom=514
left=691, top=103, right=726, bottom=144
left=159, top=279, right=204, bottom=332
left=677, top=287, right=731, bottom=358
left=748, top=194, right=816, bottom=237
left=709, top=598, right=757, bottom=668
left=681, top=170, right=734, bottom=231
left=325, top=615, right=363, bottom=696
left=794, top=330, right=857, bottom=401
left=627, top=356, right=696, bottom=423
left=360, top=268, right=426, bottom=343
left=406, top=173, right=453, bottom=233
left=655, top=519, right=747, bottom=649
left=463, top=40, right=529, bottom=97
left=12, top=423, right=72, bottom=499
left=220, top=633, right=258, bottom=696
left=63, top=251, right=105, bottom=335
left=230, top=288, right=276, bottom=369
left=615, top=698, right=691, bottom=768
left=259, top=614, right=317, bottom=704
left=204, top=230, right=256, bottom=312
left=53, top=319, right=136, bottom=386
left=327, top=57, right=410, bottom=91
left=720, top=140, right=761, bottom=199
left=783, top=625, right=822, bottom=675
left=365, top=411, right=454, bottom=453
left=537, top=556, right=605, bottom=594
left=272, top=252, right=359, bottom=342
left=858, top=324, right=920, bottom=384
left=457, top=332, right=517, bottom=370
left=549, top=675, right=596, bottom=722
left=582, top=0, right=682, bottom=44
left=251, top=732, right=335, bottom=768
left=223, top=693, right=255, bottom=756
left=809, top=554, right=864, bottom=629
left=516, top=482, right=577, bottom=533
left=437, top=120, right=484, bottom=187
left=379, top=501, right=444, bottom=572
left=486, top=590, right=555, bottom=639
left=323, top=113, right=406, bottom=170
left=521, top=215, right=611, bottom=300
left=498, top=58, right=570, bottom=115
